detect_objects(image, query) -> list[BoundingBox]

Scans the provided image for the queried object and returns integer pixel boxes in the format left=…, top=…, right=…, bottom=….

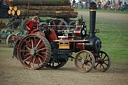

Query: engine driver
left=25, top=17, right=39, bottom=34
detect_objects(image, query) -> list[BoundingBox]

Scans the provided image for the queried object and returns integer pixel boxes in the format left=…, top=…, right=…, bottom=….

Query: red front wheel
left=75, top=50, right=95, bottom=72
left=94, top=51, right=111, bottom=72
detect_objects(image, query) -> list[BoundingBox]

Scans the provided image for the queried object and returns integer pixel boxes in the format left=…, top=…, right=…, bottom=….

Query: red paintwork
left=91, top=51, right=98, bottom=57
left=13, top=36, right=22, bottom=42
left=47, top=29, right=57, bottom=41
left=75, top=37, right=86, bottom=50
left=76, top=43, right=85, bottom=50
left=74, top=25, right=82, bottom=37
left=29, top=29, right=39, bottom=34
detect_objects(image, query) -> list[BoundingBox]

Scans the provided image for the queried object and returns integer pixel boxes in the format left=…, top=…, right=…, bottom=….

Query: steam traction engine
left=13, top=2, right=111, bottom=72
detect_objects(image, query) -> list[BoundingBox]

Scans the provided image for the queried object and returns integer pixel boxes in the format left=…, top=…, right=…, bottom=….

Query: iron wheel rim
left=75, top=50, right=95, bottom=72
left=94, top=51, right=111, bottom=72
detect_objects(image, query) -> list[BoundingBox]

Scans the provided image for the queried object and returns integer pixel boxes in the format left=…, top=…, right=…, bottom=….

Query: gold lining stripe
left=90, top=9, right=96, bottom=11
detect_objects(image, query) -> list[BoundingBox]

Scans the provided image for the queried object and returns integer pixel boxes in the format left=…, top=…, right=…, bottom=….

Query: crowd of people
left=71, top=0, right=128, bottom=11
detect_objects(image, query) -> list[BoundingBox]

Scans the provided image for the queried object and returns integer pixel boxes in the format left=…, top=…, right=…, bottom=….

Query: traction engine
left=12, top=2, right=111, bottom=72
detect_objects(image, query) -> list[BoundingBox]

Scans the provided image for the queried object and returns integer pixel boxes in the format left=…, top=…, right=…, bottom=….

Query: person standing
left=72, top=0, right=76, bottom=8
left=118, top=0, right=122, bottom=10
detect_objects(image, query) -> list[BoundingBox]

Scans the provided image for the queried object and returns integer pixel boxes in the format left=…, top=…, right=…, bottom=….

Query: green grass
left=75, top=8, right=128, bottom=14
left=94, top=14, right=128, bottom=65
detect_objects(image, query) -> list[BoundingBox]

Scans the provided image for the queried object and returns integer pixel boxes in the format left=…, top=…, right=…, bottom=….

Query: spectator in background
left=122, top=2, right=127, bottom=10
left=124, top=2, right=127, bottom=8
left=72, top=0, right=76, bottom=8
left=117, top=0, right=122, bottom=10
left=107, top=0, right=111, bottom=10
left=98, top=0, right=101, bottom=10
left=78, top=0, right=83, bottom=8
left=84, top=1, right=88, bottom=9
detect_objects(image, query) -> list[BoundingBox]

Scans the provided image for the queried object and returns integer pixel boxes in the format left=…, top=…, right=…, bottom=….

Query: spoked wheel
left=15, top=32, right=20, bottom=36
left=49, top=19, right=68, bottom=30
left=58, top=20, right=68, bottom=30
left=18, top=35, right=52, bottom=70
left=75, top=50, right=95, bottom=72
left=69, top=21, right=76, bottom=30
left=94, top=51, right=111, bottom=72
left=6, top=34, right=15, bottom=48
left=46, top=61, right=67, bottom=69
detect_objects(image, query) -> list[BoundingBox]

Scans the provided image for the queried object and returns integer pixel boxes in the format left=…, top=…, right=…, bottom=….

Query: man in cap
left=26, top=17, right=39, bottom=34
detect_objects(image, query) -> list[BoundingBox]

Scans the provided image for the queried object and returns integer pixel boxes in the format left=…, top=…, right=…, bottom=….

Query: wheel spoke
left=38, top=57, right=43, bottom=65
left=31, top=39, right=34, bottom=48
left=35, top=39, right=42, bottom=49
left=77, top=58, right=82, bottom=62
left=101, top=64, right=105, bottom=69
left=32, top=57, right=36, bottom=68
left=82, top=64, right=84, bottom=69
left=88, top=60, right=92, bottom=63
left=104, top=62, right=108, bottom=66
left=78, top=55, right=83, bottom=59
left=25, top=41, right=31, bottom=48
left=38, top=54, right=45, bottom=61
left=24, top=53, right=30, bottom=57
left=95, top=63, right=99, bottom=67
left=37, top=43, right=44, bottom=49
left=33, top=36, right=38, bottom=47
left=25, top=45, right=30, bottom=50
left=23, top=56, right=32, bottom=62
left=36, top=57, right=40, bottom=66
left=40, top=51, right=46, bottom=55
left=104, top=59, right=109, bottom=61
left=103, top=55, right=107, bottom=60
left=87, top=63, right=90, bottom=66
left=37, top=48, right=46, bottom=52
left=85, top=53, right=88, bottom=59
left=28, top=57, right=33, bottom=66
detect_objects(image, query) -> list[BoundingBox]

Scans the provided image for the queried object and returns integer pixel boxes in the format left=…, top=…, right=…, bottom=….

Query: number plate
left=59, top=41, right=70, bottom=49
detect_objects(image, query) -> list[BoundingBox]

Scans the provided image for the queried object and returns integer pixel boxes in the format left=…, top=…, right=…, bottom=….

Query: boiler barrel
left=7, top=0, right=71, bottom=6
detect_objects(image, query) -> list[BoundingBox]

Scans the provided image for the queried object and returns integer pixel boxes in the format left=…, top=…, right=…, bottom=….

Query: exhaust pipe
left=89, top=2, right=97, bottom=38
left=84, top=2, right=101, bottom=53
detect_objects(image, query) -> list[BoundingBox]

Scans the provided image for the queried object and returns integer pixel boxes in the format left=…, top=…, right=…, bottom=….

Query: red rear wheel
left=18, top=35, right=52, bottom=70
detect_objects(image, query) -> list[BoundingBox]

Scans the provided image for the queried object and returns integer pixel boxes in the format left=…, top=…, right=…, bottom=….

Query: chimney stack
left=89, top=2, right=97, bottom=38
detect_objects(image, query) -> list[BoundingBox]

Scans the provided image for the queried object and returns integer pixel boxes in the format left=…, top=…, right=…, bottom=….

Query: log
left=16, top=5, right=74, bottom=11
left=7, top=0, right=71, bottom=6
left=18, top=10, right=78, bottom=18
